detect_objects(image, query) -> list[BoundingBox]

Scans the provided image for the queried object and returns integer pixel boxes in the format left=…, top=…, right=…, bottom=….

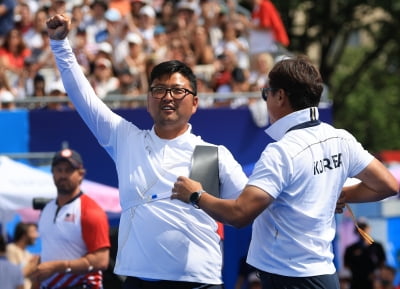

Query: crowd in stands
left=0, top=0, right=292, bottom=111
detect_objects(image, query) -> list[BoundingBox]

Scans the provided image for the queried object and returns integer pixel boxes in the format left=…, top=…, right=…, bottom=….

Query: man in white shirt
left=172, top=56, right=399, bottom=289
left=46, top=14, right=248, bottom=289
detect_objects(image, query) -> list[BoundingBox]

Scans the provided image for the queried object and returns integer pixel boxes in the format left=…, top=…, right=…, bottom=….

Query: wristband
left=65, top=261, right=72, bottom=273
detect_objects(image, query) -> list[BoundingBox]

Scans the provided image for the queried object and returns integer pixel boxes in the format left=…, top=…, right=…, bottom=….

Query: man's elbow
left=97, top=256, right=110, bottom=271
left=382, top=181, right=399, bottom=199
left=389, top=183, right=400, bottom=198
left=92, top=248, right=110, bottom=271
left=227, top=215, right=253, bottom=229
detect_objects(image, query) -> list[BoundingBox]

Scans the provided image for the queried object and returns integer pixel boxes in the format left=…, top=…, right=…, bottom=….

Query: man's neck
left=57, top=190, right=81, bottom=207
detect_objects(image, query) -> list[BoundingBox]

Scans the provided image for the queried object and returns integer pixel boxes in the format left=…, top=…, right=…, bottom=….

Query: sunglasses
left=260, top=87, right=277, bottom=101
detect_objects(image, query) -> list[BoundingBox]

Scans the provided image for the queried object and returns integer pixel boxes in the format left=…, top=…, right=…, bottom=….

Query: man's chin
left=57, top=189, right=74, bottom=195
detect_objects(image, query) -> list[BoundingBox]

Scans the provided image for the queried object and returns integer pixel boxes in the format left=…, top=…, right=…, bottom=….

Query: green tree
left=270, top=0, right=400, bottom=152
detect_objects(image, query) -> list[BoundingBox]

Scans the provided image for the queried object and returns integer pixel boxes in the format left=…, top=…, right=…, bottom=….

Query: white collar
left=265, top=107, right=320, bottom=141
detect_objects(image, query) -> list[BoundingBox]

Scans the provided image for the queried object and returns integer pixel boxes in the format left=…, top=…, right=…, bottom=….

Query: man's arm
left=30, top=247, right=110, bottom=282
left=172, top=176, right=274, bottom=228
left=46, top=14, right=123, bottom=156
left=342, top=158, right=399, bottom=203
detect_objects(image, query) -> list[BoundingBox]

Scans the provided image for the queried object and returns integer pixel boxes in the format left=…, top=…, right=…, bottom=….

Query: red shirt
left=252, top=0, right=290, bottom=46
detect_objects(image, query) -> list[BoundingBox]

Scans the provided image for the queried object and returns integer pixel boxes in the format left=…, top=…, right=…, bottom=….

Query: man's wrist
left=65, top=261, right=72, bottom=273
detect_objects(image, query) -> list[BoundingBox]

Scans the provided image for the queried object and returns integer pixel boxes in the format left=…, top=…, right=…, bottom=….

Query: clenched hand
left=46, top=14, right=71, bottom=40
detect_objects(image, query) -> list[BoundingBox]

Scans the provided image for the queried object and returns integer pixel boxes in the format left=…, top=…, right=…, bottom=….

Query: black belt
left=124, top=276, right=220, bottom=289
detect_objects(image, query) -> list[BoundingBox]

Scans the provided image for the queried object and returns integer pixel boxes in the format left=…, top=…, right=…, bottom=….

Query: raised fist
left=46, top=14, right=71, bottom=40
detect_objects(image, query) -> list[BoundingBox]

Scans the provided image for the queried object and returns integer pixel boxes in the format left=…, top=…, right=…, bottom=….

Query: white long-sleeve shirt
left=50, top=38, right=248, bottom=284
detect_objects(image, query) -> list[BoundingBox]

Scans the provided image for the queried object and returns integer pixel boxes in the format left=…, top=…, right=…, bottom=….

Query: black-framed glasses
left=261, top=87, right=276, bottom=101
left=150, top=86, right=195, bottom=100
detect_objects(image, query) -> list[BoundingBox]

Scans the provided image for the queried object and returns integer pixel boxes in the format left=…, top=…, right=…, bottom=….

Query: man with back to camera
left=171, top=56, right=399, bottom=289
left=46, top=14, right=248, bottom=289
left=30, top=148, right=110, bottom=289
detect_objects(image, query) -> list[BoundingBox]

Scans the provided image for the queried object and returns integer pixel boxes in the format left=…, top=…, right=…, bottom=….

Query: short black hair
left=149, top=60, right=197, bottom=96
left=269, top=56, right=323, bottom=110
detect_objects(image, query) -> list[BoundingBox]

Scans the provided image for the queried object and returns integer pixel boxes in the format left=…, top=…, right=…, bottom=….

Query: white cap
left=177, top=1, right=197, bottom=12
left=0, top=90, right=15, bottom=103
left=139, top=5, right=156, bottom=18
left=47, top=79, right=66, bottom=94
left=98, top=42, right=113, bottom=54
left=105, top=8, right=121, bottom=22
left=126, top=33, right=143, bottom=45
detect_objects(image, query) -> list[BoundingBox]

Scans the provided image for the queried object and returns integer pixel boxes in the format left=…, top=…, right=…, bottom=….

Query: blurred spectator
left=159, top=0, right=174, bottom=28
left=0, top=234, right=24, bottom=289
left=174, top=1, right=199, bottom=40
left=72, top=29, right=96, bottom=75
left=103, top=8, right=125, bottom=48
left=0, top=68, right=15, bottom=97
left=344, top=218, right=387, bottom=289
left=374, top=265, right=397, bottom=289
left=0, top=28, right=32, bottom=73
left=214, top=21, right=250, bottom=70
left=198, top=0, right=223, bottom=49
left=39, top=78, right=72, bottom=110
left=0, top=0, right=296, bottom=110
left=89, top=58, right=119, bottom=99
left=191, top=25, right=215, bottom=65
left=106, top=67, right=143, bottom=108
left=248, top=0, right=289, bottom=55
left=30, top=73, right=46, bottom=98
left=48, top=0, right=68, bottom=16
left=210, top=50, right=248, bottom=107
left=0, top=28, right=32, bottom=94
left=0, top=0, right=17, bottom=45
left=96, top=41, right=114, bottom=63
left=6, top=222, right=40, bottom=289
left=23, top=8, right=49, bottom=51
left=125, top=0, right=148, bottom=30
left=196, top=75, right=214, bottom=108
left=165, top=33, right=192, bottom=64
left=14, top=2, right=34, bottom=36
left=115, top=32, right=148, bottom=91
left=17, top=0, right=39, bottom=14
left=151, top=25, right=169, bottom=63
left=248, top=52, right=274, bottom=89
left=30, top=30, right=58, bottom=80
left=137, top=5, right=156, bottom=53
left=84, top=0, right=109, bottom=44
left=70, top=4, right=87, bottom=32
left=0, top=87, right=16, bottom=109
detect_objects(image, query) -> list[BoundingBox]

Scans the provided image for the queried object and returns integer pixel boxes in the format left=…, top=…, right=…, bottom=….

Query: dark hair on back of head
left=268, top=55, right=323, bottom=110
left=149, top=60, right=197, bottom=96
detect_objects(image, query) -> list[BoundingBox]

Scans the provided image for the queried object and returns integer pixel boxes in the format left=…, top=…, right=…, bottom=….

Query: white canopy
left=0, top=156, right=120, bottom=227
